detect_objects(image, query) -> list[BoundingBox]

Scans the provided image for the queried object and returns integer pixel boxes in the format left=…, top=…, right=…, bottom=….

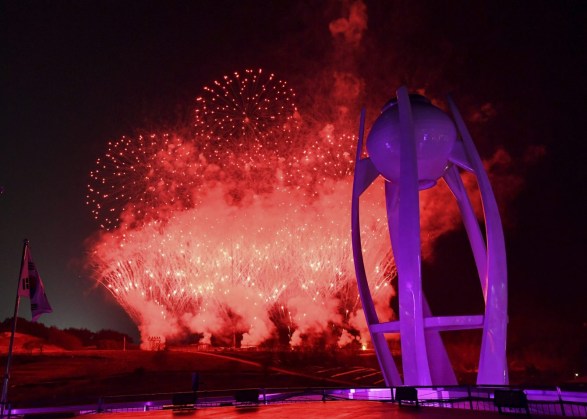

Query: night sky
left=1, top=0, right=585, bottom=346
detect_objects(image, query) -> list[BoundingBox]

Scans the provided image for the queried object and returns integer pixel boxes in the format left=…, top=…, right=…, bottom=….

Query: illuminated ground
left=90, top=402, right=522, bottom=418
left=2, top=347, right=383, bottom=407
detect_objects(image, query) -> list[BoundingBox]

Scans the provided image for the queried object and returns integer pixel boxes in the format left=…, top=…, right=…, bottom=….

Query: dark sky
left=1, top=0, right=586, bottom=343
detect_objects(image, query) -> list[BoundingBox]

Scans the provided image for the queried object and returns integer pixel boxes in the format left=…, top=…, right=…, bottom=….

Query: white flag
left=18, top=245, right=53, bottom=321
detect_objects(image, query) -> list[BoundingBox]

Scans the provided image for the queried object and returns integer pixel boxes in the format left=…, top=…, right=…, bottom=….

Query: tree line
left=0, top=317, right=135, bottom=350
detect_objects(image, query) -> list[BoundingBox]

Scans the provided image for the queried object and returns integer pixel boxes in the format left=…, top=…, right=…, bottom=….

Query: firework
left=279, top=130, right=356, bottom=193
left=87, top=134, right=205, bottom=230
left=88, top=69, right=464, bottom=349
left=88, top=180, right=396, bottom=347
left=194, top=68, right=300, bottom=162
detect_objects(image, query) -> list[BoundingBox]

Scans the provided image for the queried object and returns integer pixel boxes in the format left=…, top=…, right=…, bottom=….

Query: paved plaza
left=90, top=401, right=538, bottom=419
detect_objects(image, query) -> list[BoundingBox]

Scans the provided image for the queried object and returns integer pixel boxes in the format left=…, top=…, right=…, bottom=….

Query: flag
left=17, top=244, right=53, bottom=321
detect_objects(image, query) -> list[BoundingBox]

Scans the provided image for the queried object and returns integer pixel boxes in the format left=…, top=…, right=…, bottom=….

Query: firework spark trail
left=89, top=173, right=398, bottom=348
left=87, top=134, right=206, bottom=230
left=195, top=69, right=300, bottom=162
left=87, top=68, right=477, bottom=349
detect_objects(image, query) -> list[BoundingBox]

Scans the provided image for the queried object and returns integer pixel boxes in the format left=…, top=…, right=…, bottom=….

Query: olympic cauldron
left=351, top=87, right=508, bottom=386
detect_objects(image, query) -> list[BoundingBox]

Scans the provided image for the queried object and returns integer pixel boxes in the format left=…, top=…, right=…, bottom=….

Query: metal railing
left=2, top=384, right=586, bottom=417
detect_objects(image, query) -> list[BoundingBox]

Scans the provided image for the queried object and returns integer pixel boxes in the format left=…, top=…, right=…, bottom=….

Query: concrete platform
left=89, top=401, right=533, bottom=418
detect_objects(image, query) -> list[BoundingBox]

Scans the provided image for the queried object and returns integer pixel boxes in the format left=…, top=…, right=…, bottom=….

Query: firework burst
left=87, top=69, right=401, bottom=349
left=194, top=68, right=300, bottom=162
left=87, top=134, right=206, bottom=230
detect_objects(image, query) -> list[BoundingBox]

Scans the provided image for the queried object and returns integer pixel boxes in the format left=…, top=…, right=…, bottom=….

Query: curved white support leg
left=351, top=109, right=402, bottom=386
left=447, top=97, right=508, bottom=385
left=443, top=165, right=488, bottom=300
left=389, top=87, right=432, bottom=385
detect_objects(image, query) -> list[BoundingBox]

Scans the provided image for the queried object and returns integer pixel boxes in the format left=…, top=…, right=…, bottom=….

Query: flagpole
left=1, top=239, right=29, bottom=418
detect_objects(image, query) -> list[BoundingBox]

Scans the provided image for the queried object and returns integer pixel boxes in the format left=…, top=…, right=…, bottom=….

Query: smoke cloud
left=329, top=0, right=368, bottom=47
left=86, top=1, right=538, bottom=350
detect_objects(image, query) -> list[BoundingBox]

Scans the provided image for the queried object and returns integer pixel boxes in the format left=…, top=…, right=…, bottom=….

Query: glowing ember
left=87, top=134, right=203, bottom=230
left=194, top=68, right=300, bottom=161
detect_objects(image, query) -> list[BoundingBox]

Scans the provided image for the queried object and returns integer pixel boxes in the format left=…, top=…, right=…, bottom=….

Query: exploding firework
left=89, top=179, right=397, bottom=348
left=87, top=134, right=206, bottom=230
left=281, top=130, right=355, bottom=192
left=87, top=68, right=469, bottom=350
left=194, top=68, right=300, bottom=163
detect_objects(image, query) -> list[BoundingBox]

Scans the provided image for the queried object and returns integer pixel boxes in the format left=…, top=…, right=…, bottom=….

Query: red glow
left=86, top=69, right=476, bottom=349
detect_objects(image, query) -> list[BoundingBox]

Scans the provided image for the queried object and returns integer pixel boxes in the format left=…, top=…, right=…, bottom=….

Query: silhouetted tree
left=1, top=317, right=133, bottom=350
left=47, top=327, right=83, bottom=350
